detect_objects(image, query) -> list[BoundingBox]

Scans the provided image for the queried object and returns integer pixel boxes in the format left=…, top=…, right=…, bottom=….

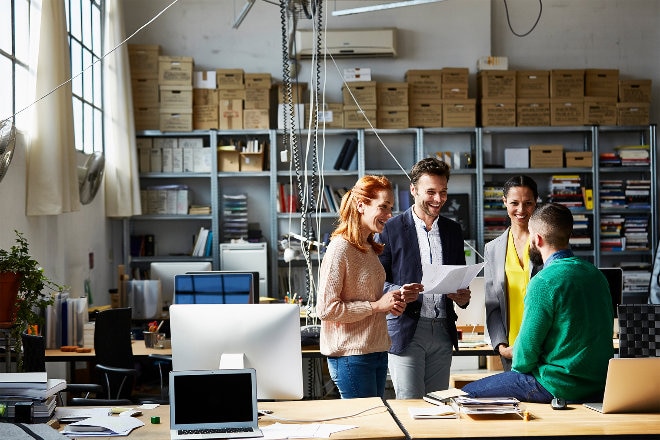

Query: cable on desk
left=259, top=404, right=388, bottom=423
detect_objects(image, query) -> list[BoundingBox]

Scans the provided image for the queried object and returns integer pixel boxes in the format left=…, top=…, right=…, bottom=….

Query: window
left=1, top=0, right=31, bottom=128
left=66, top=0, right=104, bottom=154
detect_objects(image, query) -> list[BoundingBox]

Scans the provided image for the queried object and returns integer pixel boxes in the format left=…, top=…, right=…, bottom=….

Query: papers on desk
left=450, top=396, right=522, bottom=415
left=420, top=263, right=485, bottom=295
left=262, top=422, right=356, bottom=438
left=55, top=406, right=111, bottom=422
left=408, top=404, right=457, bottom=419
left=61, top=415, right=144, bottom=436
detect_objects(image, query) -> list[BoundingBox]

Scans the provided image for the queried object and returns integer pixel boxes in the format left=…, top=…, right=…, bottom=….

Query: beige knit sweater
left=316, top=236, right=391, bottom=357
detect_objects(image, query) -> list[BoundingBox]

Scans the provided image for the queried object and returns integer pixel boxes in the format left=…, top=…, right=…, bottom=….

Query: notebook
left=584, top=357, right=660, bottom=414
left=169, top=369, right=263, bottom=439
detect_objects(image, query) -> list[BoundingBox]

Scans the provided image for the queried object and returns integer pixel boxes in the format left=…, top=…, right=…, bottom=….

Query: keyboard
left=179, top=427, right=254, bottom=435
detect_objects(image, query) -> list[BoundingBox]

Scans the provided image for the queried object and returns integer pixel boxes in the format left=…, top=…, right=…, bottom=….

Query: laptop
left=170, top=369, right=263, bottom=439
left=584, top=357, right=660, bottom=414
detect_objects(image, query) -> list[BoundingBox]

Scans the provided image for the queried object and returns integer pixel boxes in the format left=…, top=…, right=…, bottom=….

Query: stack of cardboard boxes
left=478, top=70, right=517, bottom=126
left=343, top=81, right=377, bottom=129
left=129, top=44, right=161, bottom=131
left=617, top=78, right=651, bottom=126
left=217, top=69, right=245, bottom=130
left=158, top=56, right=194, bottom=131
left=244, top=72, right=271, bottom=129
left=516, top=70, right=550, bottom=126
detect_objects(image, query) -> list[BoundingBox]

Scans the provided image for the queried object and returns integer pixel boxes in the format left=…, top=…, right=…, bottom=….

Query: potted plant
left=0, top=230, right=64, bottom=370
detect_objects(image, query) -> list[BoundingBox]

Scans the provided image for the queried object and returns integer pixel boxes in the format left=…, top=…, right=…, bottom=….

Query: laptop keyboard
left=179, top=428, right=254, bottom=435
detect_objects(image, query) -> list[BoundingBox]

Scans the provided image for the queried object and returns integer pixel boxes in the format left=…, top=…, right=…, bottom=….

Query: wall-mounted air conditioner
left=294, top=28, right=397, bottom=59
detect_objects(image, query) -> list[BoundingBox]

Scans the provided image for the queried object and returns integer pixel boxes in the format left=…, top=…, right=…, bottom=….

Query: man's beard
left=529, top=241, right=543, bottom=266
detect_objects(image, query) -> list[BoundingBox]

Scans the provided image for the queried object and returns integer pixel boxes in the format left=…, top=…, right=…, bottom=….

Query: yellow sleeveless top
left=505, top=230, right=530, bottom=345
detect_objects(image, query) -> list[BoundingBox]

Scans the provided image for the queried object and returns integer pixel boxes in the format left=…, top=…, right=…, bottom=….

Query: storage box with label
left=158, top=56, right=193, bottom=86
left=504, top=148, right=529, bottom=168
left=159, top=111, right=193, bottom=132
left=244, top=73, right=272, bottom=89
left=343, top=81, right=377, bottom=107
left=516, top=98, right=550, bottom=126
left=550, top=99, right=584, bottom=126
left=218, top=88, right=246, bottom=101
left=441, top=67, right=469, bottom=99
left=550, top=69, right=584, bottom=98
left=305, top=103, right=344, bottom=129
left=344, top=106, right=377, bottom=129
left=216, top=69, right=244, bottom=89
left=585, top=69, right=619, bottom=97
left=618, top=79, right=652, bottom=102
left=530, top=145, right=563, bottom=168
left=245, top=87, right=271, bottom=110
left=565, top=151, right=593, bottom=168
left=477, top=56, right=508, bottom=71
left=193, top=105, right=218, bottom=130
left=219, top=99, right=244, bottom=130
left=217, top=147, right=240, bottom=172
left=377, top=107, right=409, bottom=129
left=480, top=99, right=515, bottom=126
left=132, top=78, right=159, bottom=107
left=377, top=83, right=408, bottom=107
left=240, top=152, right=264, bottom=171
left=516, top=70, right=549, bottom=98
left=159, top=85, right=193, bottom=111
left=193, top=71, right=216, bottom=89
left=343, top=67, right=372, bottom=82
left=409, top=101, right=442, bottom=128
left=442, top=99, right=476, bottom=127
left=584, top=97, right=617, bottom=125
left=128, top=44, right=161, bottom=78
left=617, top=102, right=650, bottom=126
left=405, top=69, right=442, bottom=102
left=134, top=106, right=160, bottom=131
left=478, top=70, right=516, bottom=98
left=244, top=108, right=270, bottom=129
left=193, top=88, right=218, bottom=106
left=136, top=138, right=153, bottom=173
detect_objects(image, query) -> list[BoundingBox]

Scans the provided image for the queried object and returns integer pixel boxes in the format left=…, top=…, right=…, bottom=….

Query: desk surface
left=44, top=340, right=172, bottom=361
left=386, top=399, right=660, bottom=439
left=60, top=398, right=405, bottom=440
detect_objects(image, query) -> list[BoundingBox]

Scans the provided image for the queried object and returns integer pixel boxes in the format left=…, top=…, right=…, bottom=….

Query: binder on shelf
left=333, top=138, right=352, bottom=170
left=339, top=137, right=358, bottom=170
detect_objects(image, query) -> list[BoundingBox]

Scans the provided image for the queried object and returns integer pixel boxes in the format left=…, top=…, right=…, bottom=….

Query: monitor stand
left=219, top=353, right=245, bottom=369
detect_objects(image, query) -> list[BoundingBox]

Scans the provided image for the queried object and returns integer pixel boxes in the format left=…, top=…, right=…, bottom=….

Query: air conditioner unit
left=294, top=28, right=397, bottom=59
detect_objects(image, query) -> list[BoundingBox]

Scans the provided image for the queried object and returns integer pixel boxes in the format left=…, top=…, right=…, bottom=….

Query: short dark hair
left=503, top=175, right=538, bottom=201
left=410, top=157, right=451, bottom=186
left=529, top=203, right=573, bottom=248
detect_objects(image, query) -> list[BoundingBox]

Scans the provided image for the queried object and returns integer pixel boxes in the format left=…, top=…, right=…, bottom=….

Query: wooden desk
left=386, top=399, right=660, bottom=439
left=45, top=340, right=172, bottom=361
left=60, top=398, right=405, bottom=440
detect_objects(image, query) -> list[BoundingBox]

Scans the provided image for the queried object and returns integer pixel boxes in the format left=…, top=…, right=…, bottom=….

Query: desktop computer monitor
left=150, top=261, right=212, bottom=307
left=173, top=272, right=256, bottom=304
left=599, top=267, right=623, bottom=317
left=170, top=303, right=304, bottom=401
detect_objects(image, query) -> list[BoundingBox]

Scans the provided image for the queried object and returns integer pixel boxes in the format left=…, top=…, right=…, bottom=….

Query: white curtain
left=26, top=0, right=80, bottom=215
left=104, top=0, right=142, bottom=217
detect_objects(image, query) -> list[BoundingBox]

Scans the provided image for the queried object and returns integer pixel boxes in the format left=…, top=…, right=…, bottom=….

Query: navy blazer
left=376, top=207, right=467, bottom=355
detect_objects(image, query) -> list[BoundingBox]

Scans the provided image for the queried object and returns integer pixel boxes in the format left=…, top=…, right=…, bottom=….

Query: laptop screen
left=170, top=369, right=256, bottom=428
left=598, top=268, right=623, bottom=317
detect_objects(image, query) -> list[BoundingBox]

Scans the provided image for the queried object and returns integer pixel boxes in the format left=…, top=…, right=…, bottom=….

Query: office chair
left=70, top=307, right=159, bottom=405
left=617, top=304, right=660, bottom=358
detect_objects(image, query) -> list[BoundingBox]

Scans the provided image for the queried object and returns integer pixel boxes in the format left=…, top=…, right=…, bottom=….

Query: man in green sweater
left=463, top=203, right=613, bottom=403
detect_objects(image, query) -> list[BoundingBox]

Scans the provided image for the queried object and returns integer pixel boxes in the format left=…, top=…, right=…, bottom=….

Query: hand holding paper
left=420, top=262, right=485, bottom=295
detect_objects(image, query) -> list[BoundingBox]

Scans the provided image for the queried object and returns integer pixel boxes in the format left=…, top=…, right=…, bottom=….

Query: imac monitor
left=174, top=272, right=256, bottom=304
left=150, top=261, right=212, bottom=307
left=170, top=303, right=304, bottom=400
left=599, top=267, right=623, bottom=317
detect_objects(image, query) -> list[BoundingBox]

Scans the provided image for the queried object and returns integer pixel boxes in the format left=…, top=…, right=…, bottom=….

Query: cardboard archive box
left=193, top=105, right=218, bottom=130
left=617, top=102, right=650, bottom=126
left=343, top=81, right=377, bottom=108
left=550, top=99, right=584, bottom=126
left=516, top=70, right=549, bottom=98
left=505, top=148, right=529, bottom=168
left=530, top=144, right=563, bottom=168
left=344, top=106, right=377, bottom=129
left=480, top=99, right=516, bottom=126
left=216, top=69, right=244, bottom=89
left=158, top=56, right=194, bottom=86
left=585, top=69, right=619, bottom=97
left=441, top=67, right=469, bottom=99
left=193, top=71, right=216, bottom=89
left=244, top=87, right=270, bottom=110
left=132, top=78, right=159, bottom=107
left=516, top=98, right=550, bottom=126
left=477, top=70, right=516, bottom=98
left=244, top=73, right=272, bottom=89
left=240, top=152, right=264, bottom=171
left=217, top=148, right=240, bottom=172
left=405, top=69, right=442, bottom=102
left=377, top=107, right=409, bottom=129
left=277, top=83, right=308, bottom=103
left=128, top=44, right=161, bottom=78
left=159, top=85, right=193, bottom=111
left=550, top=69, right=584, bottom=98
left=304, top=103, right=344, bottom=129
left=134, top=106, right=160, bottom=131
left=159, top=111, right=193, bottom=132
left=244, top=109, right=270, bottom=130
left=193, top=88, right=218, bottom=106
left=377, top=83, right=409, bottom=107
left=219, top=99, right=244, bottom=130
left=618, top=80, right=652, bottom=102
left=442, top=99, right=476, bottom=127
left=565, top=151, right=593, bottom=168
left=584, top=97, right=617, bottom=125
left=408, top=101, right=442, bottom=128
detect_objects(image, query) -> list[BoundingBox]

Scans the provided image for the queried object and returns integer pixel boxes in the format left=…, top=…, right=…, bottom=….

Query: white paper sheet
left=420, top=263, right=485, bottom=295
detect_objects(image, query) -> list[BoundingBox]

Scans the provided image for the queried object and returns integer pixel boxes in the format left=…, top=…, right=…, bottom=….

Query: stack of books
left=615, top=145, right=650, bottom=167
left=0, top=372, right=66, bottom=423
left=548, top=175, right=584, bottom=210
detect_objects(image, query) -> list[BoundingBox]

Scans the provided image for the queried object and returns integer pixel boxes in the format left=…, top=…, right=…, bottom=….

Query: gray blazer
left=484, top=228, right=542, bottom=360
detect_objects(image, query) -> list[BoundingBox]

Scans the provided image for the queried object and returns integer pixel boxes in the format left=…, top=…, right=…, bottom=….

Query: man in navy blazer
left=377, top=157, right=470, bottom=399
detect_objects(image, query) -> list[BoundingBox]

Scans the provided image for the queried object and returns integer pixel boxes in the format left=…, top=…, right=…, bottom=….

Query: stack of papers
left=450, top=396, right=522, bottom=415
left=62, top=416, right=144, bottom=436
left=408, top=404, right=457, bottom=419
left=0, top=373, right=66, bottom=422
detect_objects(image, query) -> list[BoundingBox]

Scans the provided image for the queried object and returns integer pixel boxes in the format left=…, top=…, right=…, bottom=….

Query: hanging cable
left=503, top=0, right=543, bottom=37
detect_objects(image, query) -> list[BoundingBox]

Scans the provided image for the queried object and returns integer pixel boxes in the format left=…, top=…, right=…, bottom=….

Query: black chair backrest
left=617, top=304, right=660, bottom=358
left=21, top=333, right=46, bottom=372
left=94, top=307, right=134, bottom=368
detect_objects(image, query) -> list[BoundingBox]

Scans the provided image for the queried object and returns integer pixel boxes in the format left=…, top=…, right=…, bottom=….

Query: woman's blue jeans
left=327, top=352, right=388, bottom=399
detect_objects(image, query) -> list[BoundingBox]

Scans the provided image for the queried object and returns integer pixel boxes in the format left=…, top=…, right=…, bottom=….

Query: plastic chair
left=617, top=304, right=660, bottom=358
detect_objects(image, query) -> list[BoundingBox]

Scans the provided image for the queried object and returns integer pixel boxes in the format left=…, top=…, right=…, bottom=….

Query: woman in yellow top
left=485, top=175, right=541, bottom=371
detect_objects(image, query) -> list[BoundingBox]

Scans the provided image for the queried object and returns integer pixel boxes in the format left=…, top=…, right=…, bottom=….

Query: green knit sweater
left=512, top=256, right=614, bottom=401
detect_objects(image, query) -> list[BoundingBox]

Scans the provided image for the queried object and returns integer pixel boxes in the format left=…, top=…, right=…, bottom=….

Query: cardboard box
left=218, top=88, right=246, bottom=101
left=193, top=105, right=218, bottom=130
left=134, top=106, right=160, bottom=131
left=218, top=149, right=240, bottom=172
left=409, top=101, right=442, bottom=127
left=442, top=67, right=469, bottom=86
left=240, top=152, right=264, bottom=171
left=244, top=73, right=272, bottom=89
left=585, top=69, right=619, bottom=97
left=158, top=56, right=194, bottom=86
left=550, top=69, right=584, bottom=98
left=550, top=99, right=584, bottom=126
left=219, top=99, right=244, bottom=130
left=193, top=71, right=216, bottom=89
left=159, top=85, right=193, bottom=111
left=477, top=56, right=508, bottom=71
left=516, top=98, right=550, bottom=126
left=516, top=70, right=549, bottom=98
left=343, top=67, right=372, bottom=82
left=277, top=83, right=308, bottom=103
left=131, top=78, right=159, bottom=107
left=406, top=69, right=442, bottom=102
left=304, top=103, right=344, bottom=129
left=442, top=99, right=476, bottom=127
left=128, top=44, right=161, bottom=78
left=478, top=70, right=516, bottom=98
left=505, top=148, right=529, bottom=168
left=618, top=79, right=652, bottom=102
left=244, top=109, right=270, bottom=129
left=377, top=83, right=408, bottom=107
left=244, top=87, right=271, bottom=109
left=480, top=99, right=516, bottom=126
left=617, top=102, right=650, bottom=126
left=441, top=86, right=468, bottom=100
left=530, top=144, right=563, bottom=168
left=216, top=69, right=244, bottom=89
left=159, top=111, right=193, bottom=132
left=343, top=106, right=377, bottom=129
left=193, top=88, right=218, bottom=106
left=277, top=103, right=304, bottom=130
left=565, top=151, right=593, bottom=168
left=342, top=81, right=377, bottom=107
left=584, top=97, right=617, bottom=125
left=377, top=107, right=409, bottom=129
